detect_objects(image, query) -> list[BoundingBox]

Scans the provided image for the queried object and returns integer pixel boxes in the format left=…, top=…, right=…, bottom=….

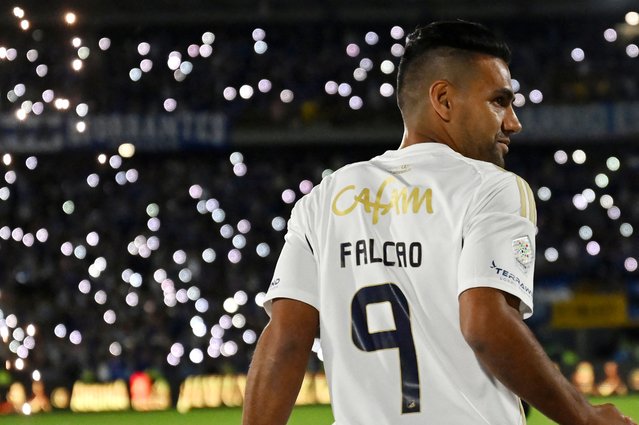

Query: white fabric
left=264, top=143, right=536, bottom=425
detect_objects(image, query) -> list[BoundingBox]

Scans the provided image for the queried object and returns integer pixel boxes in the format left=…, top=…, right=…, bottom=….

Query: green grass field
left=2, top=396, right=638, bottom=424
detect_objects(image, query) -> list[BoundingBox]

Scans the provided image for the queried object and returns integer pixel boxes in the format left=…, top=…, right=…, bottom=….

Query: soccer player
left=242, top=21, right=637, bottom=425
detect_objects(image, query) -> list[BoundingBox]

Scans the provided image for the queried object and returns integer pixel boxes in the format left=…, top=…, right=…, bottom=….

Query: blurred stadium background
left=0, top=0, right=639, bottom=423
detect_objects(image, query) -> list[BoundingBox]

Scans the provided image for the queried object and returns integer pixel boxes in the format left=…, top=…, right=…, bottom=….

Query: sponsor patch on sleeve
left=512, top=236, right=533, bottom=272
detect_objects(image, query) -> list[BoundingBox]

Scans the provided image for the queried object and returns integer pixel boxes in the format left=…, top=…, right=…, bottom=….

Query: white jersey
left=264, top=142, right=536, bottom=425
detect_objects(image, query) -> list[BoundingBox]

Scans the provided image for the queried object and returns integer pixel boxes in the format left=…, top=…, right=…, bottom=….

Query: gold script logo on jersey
left=331, top=176, right=434, bottom=224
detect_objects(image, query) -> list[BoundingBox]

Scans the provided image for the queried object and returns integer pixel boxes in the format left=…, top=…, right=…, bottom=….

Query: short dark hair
left=397, top=20, right=511, bottom=111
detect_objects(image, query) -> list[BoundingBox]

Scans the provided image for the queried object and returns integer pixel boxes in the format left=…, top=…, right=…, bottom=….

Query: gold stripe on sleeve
left=515, top=177, right=528, bottom=220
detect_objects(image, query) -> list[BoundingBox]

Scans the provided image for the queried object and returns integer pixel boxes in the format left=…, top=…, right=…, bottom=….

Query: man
left=242, top=21, right=636, bottom=425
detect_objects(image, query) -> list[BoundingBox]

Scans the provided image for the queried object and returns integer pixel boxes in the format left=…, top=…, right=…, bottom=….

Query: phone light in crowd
left=625, top=11, right=639, bottom=25
left=65, top=12, right=76, bottom=25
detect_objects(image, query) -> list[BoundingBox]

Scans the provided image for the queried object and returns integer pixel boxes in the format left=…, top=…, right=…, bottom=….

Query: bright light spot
left=625, top=11, right=639, bottom=25
left=228, top=249, right=242, bottom=264
left=163, top=98, right=177, bottom=112
left=380, top=60, right=395, bottom=74
left=69, top=330, right=82, bottom=345
left=221, top=341, right=238, bottom=357
left=606, top=157, right=620, bottom=171
left=515, top=92, right=528, bottom=107
left=72, top=59, right=83, bottom=71
left=258, top=79, right=272, bottom=93
left=359, top=58, right=373, bottom=71
left=572, top=149, right=586, bottom=164
left=36, top=229, right=48, bottom=242
left=140, top=59, right=153, bottom=72
left=254, top=41, right=268, bottom=54
left=604, top=28, right=617, bottom=42
left=72, top=38, right=82, bottom=48
left=529, top=89, right=543, bottom=104
left=212, top=208, right=225, bottom=223
left=78, top=47, right=90, bottom=60
left=255, top=292, right=266, bottom=307
left=239, top=85, right=254, bottom=99
left=390, top=26, right=405, bottom=40
left=537, top=186, right=551, bottom=201
left=223, top=87, right=237, bottom=101
left=62, top=200, right=75, bottom=214
left=237, top=219, right=251, bottom=234
left=20, top=19, right=30, bottom=30
left=608, top=206, right=621, bottom=220
left=243, top=330, right=257, bottom=344
left=282, top=189, right=296, bottom=204
left=338, top=83, right=352, bottom=97
left=103, top=310, right=116, bottom=324
left=297, top=180, right=313, bottom=195
left=346, top=43, right=360, bottom=57
left=171, top=343, right=184, bottom=358
left=178, top=268, right=192, bottom=283
left=32, top=370, right=41, bottom=381
left=13, top=7, right=25, bottom=18
left=137, top=42, right=150, bottom=55
left=202, top=248, right=216, bottom=263
left=98, top=38, right=111, bottom=50
left=202, top=32, right=215, bottom=44
left=365, top=31, right=379, bottom=45
left=94, top=290, right=107, bottom=305
left=325, top=81, right=338, bottom=95
left=280, top=89, right=294, bottom=103
left=586, top=241, right=600, bottom=256
left=625, top=257, right=638, bottom=272
left=232, top=314, right=246, bottom=328
left=626, top=44, right=639, bottom=58
left=74, top=245, right=87, bottom=259
left=180, top=61, right=193, bottom=75
left=173, top=250, right=187, bottom=265
left=77, top=279, right=91, bottom=294
left=109, top=342, right=122, bottom=356
left=232, top=234, right=246, bottom=249
left=579, top=225, right=593, bottom=240
left=582, top=188, right=596, bottom=203
left=26, top=49, right=38, bottom=62
left=256, top=242, right=271, bottom=258
left=223, top=298, right=239, bottom=314
left=252, top=28, right=266, bottom=41
left=571, top=48, right=585, bottom=62
left=390, top=43, right=404, bottom=57
left=353, top=67, right=367, bottom=81
left=195, top=298, right=209, bottom=313
left=31, top=102, right=44, bottom=115
left=167, top=354, right=179, bottom=366
left=272, top=216, right=286, bottom=231
left=65, top=12, right=77, bottom=24
left=349, top=96, right=364, bottom=110
left=76, top=121, right=86, bottom=133
left=129, top=68, right=142, bottom=81
left=572, top=194, right=588, bottom=210
left=190, top=349, right=204, bottom=364
left=199, top=44, right=213, bottom=57
left=147, top=217, right=161, bottom=231
left=595, top=173, right=609, bottom=188
left=75, top=103, right=88, bottom=117
left=600, top=194, right=614, bottom=209
left=620, top=223, right=633, bottom=237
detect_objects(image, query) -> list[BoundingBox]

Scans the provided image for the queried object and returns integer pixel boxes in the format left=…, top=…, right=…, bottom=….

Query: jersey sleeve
left=263, top=196, right=319, bottom=317
left=458, top=171, right=537, bottom=319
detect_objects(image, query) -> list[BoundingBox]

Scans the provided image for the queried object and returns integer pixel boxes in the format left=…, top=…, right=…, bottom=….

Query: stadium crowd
left=0, top=4, right=638, bottom=408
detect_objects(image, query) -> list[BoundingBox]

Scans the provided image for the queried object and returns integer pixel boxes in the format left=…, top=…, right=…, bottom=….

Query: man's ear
left=429, top=80, right=453, bottom=122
